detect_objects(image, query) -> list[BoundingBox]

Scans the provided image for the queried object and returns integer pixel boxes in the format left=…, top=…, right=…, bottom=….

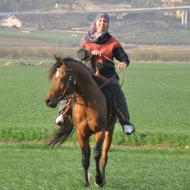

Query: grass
left=0, top=59, right=43, bottom=65
left=0, top=62, right=190, bottom=146
left=0, top=29, right=82, bottom=45
left=125, top=63, right=190, bottom=134
left=0, top=144, right=189, bottom=190
left=0, top=66, right=52, bottom=125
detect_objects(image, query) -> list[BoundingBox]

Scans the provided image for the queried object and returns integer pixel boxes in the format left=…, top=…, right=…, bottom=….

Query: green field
left=0, top=29, right=82, bottom=43
left=0, top=144, right=189, bottom=190
left=0, top=62, right=190, bottom=189
left=0, top=62, right=190, bottom=146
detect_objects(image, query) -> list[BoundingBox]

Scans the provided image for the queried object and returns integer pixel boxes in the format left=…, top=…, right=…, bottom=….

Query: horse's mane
left=49, top=57, right=92, bottom=80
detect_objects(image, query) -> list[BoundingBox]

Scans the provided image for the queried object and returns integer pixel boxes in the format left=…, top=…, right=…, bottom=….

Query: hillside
left=0, top=11, right=188, bottom=45
left=1, top=0, right=189, bottom=12
left=0, top=0, right=162, bottom=12
left=0, top=0, right=190, bottom=53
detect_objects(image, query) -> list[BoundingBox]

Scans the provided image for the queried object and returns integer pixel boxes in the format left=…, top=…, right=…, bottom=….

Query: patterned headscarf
left=82, top=13, right=110, bottom=42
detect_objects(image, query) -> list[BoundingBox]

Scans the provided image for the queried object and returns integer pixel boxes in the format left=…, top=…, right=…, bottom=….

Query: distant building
left=0, top=16, right=22, bottom=28
left=161, top=0, right=183, bottom=4
left=161, top=0, right=184, bottom=18
left=161, top=0, right=188, bottom=27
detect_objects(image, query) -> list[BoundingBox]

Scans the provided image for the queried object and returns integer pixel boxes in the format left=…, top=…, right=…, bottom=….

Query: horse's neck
left=76, top=70, right=97, bottom=93
left=73, top=64, right=101, bottom=100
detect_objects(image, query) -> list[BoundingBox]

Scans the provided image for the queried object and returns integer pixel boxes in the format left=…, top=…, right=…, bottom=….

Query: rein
left=85, top=53, right=125, bottom=88
left=101, top=54, right=125, bottom=88
left=57, top=68, right=77, bottom=101
left=97, top=69, right=124, bottom=91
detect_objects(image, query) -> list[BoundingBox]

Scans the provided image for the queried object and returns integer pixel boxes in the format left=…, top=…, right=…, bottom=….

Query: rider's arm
left=113, top=46, right=130, bottom=66
left=77, top=47, right=92, bottom=61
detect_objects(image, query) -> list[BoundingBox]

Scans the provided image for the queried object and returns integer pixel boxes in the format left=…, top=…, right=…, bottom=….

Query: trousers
left=110, top=79, right=131, bottom=126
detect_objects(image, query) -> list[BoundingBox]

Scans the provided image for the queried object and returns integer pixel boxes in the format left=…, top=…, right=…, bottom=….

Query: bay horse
left=45, top=57, right=117, bottom=187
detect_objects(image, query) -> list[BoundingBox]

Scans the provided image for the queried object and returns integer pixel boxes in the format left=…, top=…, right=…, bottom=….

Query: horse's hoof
left=94, top=176, right=105, bottom=187
left=84, top=182, right=90, bottom=187
left=94, top=180, right=105, bottom=187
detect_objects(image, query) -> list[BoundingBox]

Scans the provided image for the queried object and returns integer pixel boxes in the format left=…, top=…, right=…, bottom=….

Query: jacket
left=77, top=33, right=130, bottom=79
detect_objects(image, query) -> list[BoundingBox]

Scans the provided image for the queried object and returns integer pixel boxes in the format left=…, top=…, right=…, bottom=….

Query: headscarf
left=82, top=13, right=110, bottom=42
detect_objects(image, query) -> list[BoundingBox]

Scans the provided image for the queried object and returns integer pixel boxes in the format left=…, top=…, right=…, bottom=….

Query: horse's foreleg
left=99, top=131, right=113, bottom=184
left=77, top=132, right=91, bottom=186
left=82, top=145, right=91, bottom=187
left=94, top=130, right=105, bottom=187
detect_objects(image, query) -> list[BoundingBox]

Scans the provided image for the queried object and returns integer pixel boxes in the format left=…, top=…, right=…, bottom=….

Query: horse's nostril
left=45, top=97, right=57, bottom=108
left=45, top=98, right=52, bottom=106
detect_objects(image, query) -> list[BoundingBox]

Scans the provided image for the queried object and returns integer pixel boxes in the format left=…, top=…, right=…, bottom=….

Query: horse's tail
left=48, top=117, right=75, bottom=148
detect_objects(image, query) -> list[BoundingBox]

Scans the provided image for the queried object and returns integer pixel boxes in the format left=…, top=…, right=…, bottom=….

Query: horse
left=45, top=56, right=117, bottom=187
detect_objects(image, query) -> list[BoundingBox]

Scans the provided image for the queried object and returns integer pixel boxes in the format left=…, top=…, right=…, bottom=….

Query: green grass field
left=0, top=62, right=190, bottom=146
left=0, top=62, right=190, bottom=189
left=0, top=29, right=82, bottom=42
left=0, top=29, right=82, bottom=47
left=0, top=144, right=189, bottom=190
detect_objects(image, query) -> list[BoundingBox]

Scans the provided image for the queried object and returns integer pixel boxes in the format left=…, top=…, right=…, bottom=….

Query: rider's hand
left=91, top=50, right=102, bottom=56
left=118, top=62, right=127, bottom=71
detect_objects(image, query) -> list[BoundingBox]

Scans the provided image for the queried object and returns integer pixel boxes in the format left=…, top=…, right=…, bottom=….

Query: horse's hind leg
left=94, top=130, right=105, bottom=187
left=77, top=132, right=91, bottom=186
left=99, top=130, right=113, bottom=184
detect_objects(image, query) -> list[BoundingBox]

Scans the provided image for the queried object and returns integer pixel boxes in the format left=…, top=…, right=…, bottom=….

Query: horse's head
left=45, top=56, right=75, bottom=108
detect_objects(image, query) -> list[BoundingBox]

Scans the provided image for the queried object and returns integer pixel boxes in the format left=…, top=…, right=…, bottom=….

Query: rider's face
left=95, top=18, right=108, bottom=33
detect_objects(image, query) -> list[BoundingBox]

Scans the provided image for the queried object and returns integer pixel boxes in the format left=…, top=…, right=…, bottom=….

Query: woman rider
left=55, top=13, right=135, bottom=135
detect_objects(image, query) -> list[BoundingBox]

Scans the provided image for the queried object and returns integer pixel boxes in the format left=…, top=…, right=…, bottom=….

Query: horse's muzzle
left=45, top=97, right=58, bottom=108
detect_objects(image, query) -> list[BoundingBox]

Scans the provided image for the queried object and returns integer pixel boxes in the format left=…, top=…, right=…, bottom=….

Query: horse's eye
left=60, top=78, right=65, bottom=82
left=60, top=77, right=67, bottom=83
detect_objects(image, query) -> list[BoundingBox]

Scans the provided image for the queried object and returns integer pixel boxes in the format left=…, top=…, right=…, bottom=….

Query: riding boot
left=54, top=100, right=67, bottom=125
left=111, top=79, right=135, bottom=135
left=54, top=114, right=65, bottom=125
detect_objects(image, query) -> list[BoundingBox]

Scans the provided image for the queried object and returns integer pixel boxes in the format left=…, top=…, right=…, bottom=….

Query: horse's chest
left=72, top=106, right=99, bottom=128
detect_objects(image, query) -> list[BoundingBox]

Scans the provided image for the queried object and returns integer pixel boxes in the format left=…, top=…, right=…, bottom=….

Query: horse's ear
left=54, top=55, right=59, bottom=61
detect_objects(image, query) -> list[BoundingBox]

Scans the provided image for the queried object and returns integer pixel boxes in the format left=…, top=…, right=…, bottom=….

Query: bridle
left=57, top=68, right=77, bottom=102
